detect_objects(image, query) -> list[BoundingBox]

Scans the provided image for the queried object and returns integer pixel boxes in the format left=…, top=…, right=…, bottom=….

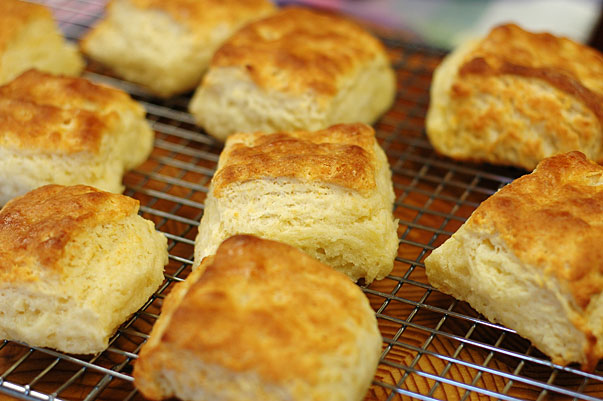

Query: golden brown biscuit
left=195, top=123, right=399, bottom=283
left=80, top=0, right=276, bottom=97
left=189, top=6, right=396, bottom=140
left=0, top=185, right=168, bottom=354
left=134, top=235, right=381, bottom=401
left=425, top=151, right=603, bottom=369
left=0, top=69, right=154, bottom=204
left=0, top=0, right=84, bottom=84
left=426, top=24, right=603, bottom=170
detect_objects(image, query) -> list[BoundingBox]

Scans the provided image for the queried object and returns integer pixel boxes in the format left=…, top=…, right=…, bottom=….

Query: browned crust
left=137, top=234, right=372, bottom=385
left=459, top=24, right=603, bottom=125
left=212, top=123, right=378, bottom=196
left=0, top=98, right=105, bottom=154
left=0, top=70, right=138, bottom=154
left=582, top=330, right=599, bottom=371
left=210, top=6, right=387, bottom=96
left=0, top=0, right=51, bottom=53
left=0, top=185, right=138, bottom=282
left=469, top=151, right=603, bottom=310
left=119, top=0, right=275, bottom=38
left=460, top=58, right=603, bottom=125
left=0, top=69, right=134, bottom=109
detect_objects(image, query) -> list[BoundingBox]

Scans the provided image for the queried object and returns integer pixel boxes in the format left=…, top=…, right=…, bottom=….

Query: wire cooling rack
left=2, top=1, right=603, bottom=400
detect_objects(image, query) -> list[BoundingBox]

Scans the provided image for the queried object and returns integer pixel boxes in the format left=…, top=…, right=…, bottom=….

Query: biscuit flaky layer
left=469, top=151, right=603, bottom=308
left=0, top=69, right=154, bottom=204
left=134, top=235, right=382, bottom=401
left=425, top=151, right=603, bottom=369
left=80, top=0, right=275, bottom=97
left=189, top=6, right=395, bottom=140
left=0, top=0, right=84, bottom=84
left=195, top=123, right=399, bottom=283
left=426, top=24, right=603, bottom=170
left=0, top=185, right=168, bottom=354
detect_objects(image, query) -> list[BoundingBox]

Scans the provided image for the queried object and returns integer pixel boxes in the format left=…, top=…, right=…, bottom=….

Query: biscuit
left=194, top=123, right=399, bottom=283
left=426, top=24, right=603, bottom=170
left=424, top=151, right=603, bottom=369
left=0, top=69, right=154, bottom=205
left=189, top=7, right=396, bottom=141
left=134, top=235, right=381, bottom=401
left=0, top=185, right=168, bottom=354
left=80, top=0, right=276, bottom=98
left=0, top=0, right=84, bottom=85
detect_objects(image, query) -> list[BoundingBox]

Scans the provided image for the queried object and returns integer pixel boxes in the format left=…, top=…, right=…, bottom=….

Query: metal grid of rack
left=1, top=1, right=602, bottom=400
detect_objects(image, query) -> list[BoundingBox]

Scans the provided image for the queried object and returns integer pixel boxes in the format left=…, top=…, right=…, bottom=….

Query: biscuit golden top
left=0, top=97, right=106, bottom=154
left=469, top=151, right=603, bottom=308
left=124, top=0, right=275, bottom=38
left=0, top=185, right=139, bottom=283
left=1, top=69, right=136, bottom=111
left=0, top=0, right=51, bottom=53
left=212, top=123, right=378, bottom=196
left=0, top=70, right=141, bottom=154
left=211, top=6, right=388, bottom=96
left=458, top=24, right=603, bottom=123
left=142, top=235, right=373, bottom=384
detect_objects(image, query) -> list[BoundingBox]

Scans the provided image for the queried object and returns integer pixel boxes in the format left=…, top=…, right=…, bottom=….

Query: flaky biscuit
left=195, top=123, right=399, bottom=283
left=0, top=69, right=154, bottom=204
left=134, top=235, right=381, bottom=401
left=81, top=0, right=275, bottom=97
left=425, top=151, right=603, bottom=369
left=426, top=24, right=603, bottom=170
left=0, top=185, right=168, bottom=354
left=189, top=7, right=396, bottom=140
left=0, top=0, right=84, bottom=84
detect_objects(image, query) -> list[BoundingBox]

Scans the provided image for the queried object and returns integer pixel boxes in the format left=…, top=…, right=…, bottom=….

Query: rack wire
left=2, top=1, right=603, bottom=400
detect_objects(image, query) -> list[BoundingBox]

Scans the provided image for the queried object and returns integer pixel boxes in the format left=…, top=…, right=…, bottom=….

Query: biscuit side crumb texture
left=0, top=185, right=168, bottom=354
left=426, top=24, right=603, bottom=170
left=80, top=0, right=276, bottom=98
left=189, top=6, right=396, bottom=140
left=194, top=123, right=399, bottom=283
left=134, top=235, right=382, bottom=401
left=425, top=151, right=603, bottom=369
left=0, top=69, right=154, bottom=205
left=0, top=0, right=84, bottom=85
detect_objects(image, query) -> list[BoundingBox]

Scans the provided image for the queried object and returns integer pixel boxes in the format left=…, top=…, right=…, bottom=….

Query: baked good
left=189, top=6, right=396, bottom=141
left=0, top=184, right=168, bottom=354
left=424, top=151, right=603, bottom=369
left=134, top=234, right=381, bottom=401
left=0, top=0, right=84, bottom=85
left=0, top=69, right=154, bottom=205
left=194, top=123, right=399, bottom=283
left=80, top=0, right=276, bottom=98
left=426, top=23, right=603, bottom=170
